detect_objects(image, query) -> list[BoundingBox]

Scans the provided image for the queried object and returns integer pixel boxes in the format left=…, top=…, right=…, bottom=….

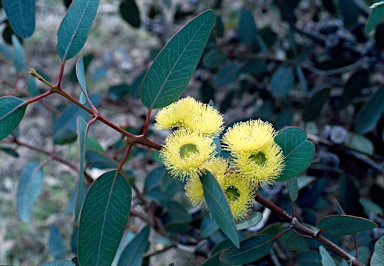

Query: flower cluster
left=156, top=96, right=285, bottom=221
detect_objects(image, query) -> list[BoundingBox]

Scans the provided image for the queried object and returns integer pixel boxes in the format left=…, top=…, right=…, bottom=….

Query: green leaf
left=0, top=96, right=26, bottom=141
left=202, top=48, right=227, bottom=69
left=117, top=226, right=150, bottom=266
left=40, top=260, right=75, bottom=266
left=49, top=224, right=66, bottom=259
left=164, top=222, right=191, bottom=234
left=354, top=86, right=384, bottom=134
left=271, top=66, right=295, bottom=98
left=236, top=212, right=263, bottom=230
left=279, top=227, right=308, bottom=251
left=140, top=10, right=215, bottom=109
left=296, top=251, right=322, bottom=266
left=166, top=201, right=191, bottom=223
left=371, top=235, right=384, bottom=266
left=108, top=84, right=131, bottom=101
left=17, top=161, right=44, bottom=222
left=302, top=87, right=330, bottom=121
left=275, top=127, right=315, bottom=181
left=119, top=0, right=141, bottom=28
left=78, top=170, right=132, bottom=266
left=2, top=0, right=35, bottom=38
left=200, top=216, right=219, bottom=238
left=345, top=132, right=374, bottom=155
left=214, top=62, right=242, bottom=87
left=338, top=69, right=370, bottom=110
left=85, top=150, right=118, bottom=169
left=296, top=67, right=308, bottom=91
left=12, top=35, right=25, bottom=72
left=338, top=0, right=359, bottom=27
left=367, top=2, right=384, bottom=32
left=0, top=42, right=13, bottom=60
left=200, top=172, right=239, bottom=248
left=202, top=239, right=233, bottom=266
left=76, top=57, right=88, bottom=104
left=0, top=147, right=19, bottom=157
left=238, top=9, right=257, bottom=44
left=287, top=176, right=299, bottom=202
left=160, top=169, right=174, bottom=192
left=57, top=0, right=100, bottom=60
left=319, top=246, right=336, bottom=266
left=359, top=198, right=383, bottom=216
left=75, top=116, right=88, bottom=223
left=220, top=234, right=274, bottom=264
left=28, top=76, right=38, bottom=96
left=318, top=215, right=377, bottom=236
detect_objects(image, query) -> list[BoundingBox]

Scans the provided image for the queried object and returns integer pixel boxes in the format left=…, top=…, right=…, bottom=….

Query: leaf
left=49, top=224, right=66, bottom=259
left=2, top=0, right=35, bottom=38
left=359, top=198, right=383, bottom=216
left=319, top=246, right=336, bottom=266
left=160, top=169, right=174, bottom=192
left=12, top=35, right=25, bottom=72
left=0, top=96, right=26, bottom=141
left=108, top=84, right=131, bottom=101
left=0, top=42, right=13, bottom=60
left=371, top=235, right=384, bottom=266
left=202, top=239, right=233, bottom=266
left=76, top=58, right=88, bottom=104
left=338, top=0, right=359, bottom=27
left=296, top=67, right=308, bottom=91
left=75, top=116, right=88, bottom=223
left=236, top=212, right=263, bottom=230
left=366, top=2, right=384, bottom=33
left=166, top=201, right=191, bottom=223
left=275, top=127, right=315, bottom=181
left=117, top=226, right=150, bottom=266
left=200, top=216, right=219, bottom=238
left=279, top=227, right=308, bottom=251
left=200, top=172, right=239, bottom=248
left=338, top=69, right=370, bottom=110
left=40, top=260, right=75, bottom=266
left=296, top=251, right=322, bottom=266
left=318, top=215, right=377, bottom=236
left=85, top=150, right=118, bottom=169
left=140, top=10, right=215, bottom=109
left=17, top=161, right=44, bottom=222
left=202, top=48, right=227, bottom=69
left=302, top=87, right=330, bottom=121
left=78, top=170, right=132, bottom=266
left=238, top=9, right=257, bottom=44
left=0, top=147, right=19, bottom=157
left=219, top=234, right=274, bottom=264
left=119, top=0, right=141, bottom=28
left=287, top=176, right=299, bottom=202
left=57, top=0, right=100, bottom=60
left=214, top=62, right=242, bottom=87
left=271, top=66, right=295, bottom=98
left=345, top=132, right=374, bottom=155
left=28, top=76, right=38, bottom=96
left=354, top=86, right=384, bottom=134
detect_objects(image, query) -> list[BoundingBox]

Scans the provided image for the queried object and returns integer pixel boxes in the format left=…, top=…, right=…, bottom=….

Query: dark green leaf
left=214, top=62, right=241, bottom=87
left=238, top=9, right=257, bottom=44
left=296, top=67, right=308, bottom=91
left=57, top=0, right=99, bottom=60
left=220, top=234, right=274, bottom=264
left=160, top=169, right=174, bottom=192
left=359, top=198, right=383, bottom=216
left=0, top=42, right=13, bottom=60
left=319, top=246, right=336, bottom=266
left=271, top=66, right=294, bottom=98
left=0, top=96, right=26, bottom=141
left=117, top=226, right=150, bottom=266
left=200, top=172, right=239, bottom=248
left=236, top=212, right=263, bottom=230
left=40, top=260, right=75, bottom=266
left=0, top=147, right=19, bottom=157
left=28, top=76, right=38, bottom=96
left=12, top=35, right=25, bottom=72
left=355, top=86, right=384, bottom=134
left=338, top=0, right=359, bottom=27
left=119, top=0, right=141, bottom=28
left=17, top=161, right=44, bottom=222
left=279, top=227, right=308, bottom=251
left=202, top=239, right=233, bottom=266
left=345, top=133, right=374, bottom=155
left=164, top=222, right=191, bottom=234
left=166, top=201, right=191, bottom=223
left=366, top=2, right=384, bottom=32
left=302, top=87, right=330, bottom=121
left=338, top=69, right=370, bottom=110
left=371, top=235, right=384, bottom=266
left=76, top=58, right=88, bottom=104
left=130, top=70, right=147, bottom=98
left=275, top=127, right=315, bottom=181
left=108, top=84, right=130, bottom=101
left=318, top=215, right=377, bottom=236
left=202, top=48, right=227, bottom=69
left=78, top=170, right=132, bottom=266
left=287, top=176, right=298, bottom=202
left=70, top=53, right=94, bottom=83
left=49, top=224, right=66, bottom=259
left=200, top=216, right=219, bottom=238
left=2, top=0, right=35, bottom=38
left=215, top=15, right=224, bottom=38
left=140, top=10, right=215, bottom=109
left=85, top=150, right=118, bottom=169
left=296, top=251, right=321, bottom=266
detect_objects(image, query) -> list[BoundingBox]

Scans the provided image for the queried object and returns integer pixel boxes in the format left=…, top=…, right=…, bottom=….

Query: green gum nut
left=179, top=143, right=199, bottom=159
left=225, top=186, right=240, bottom=202
left=249, top=152, right=266, bottom=165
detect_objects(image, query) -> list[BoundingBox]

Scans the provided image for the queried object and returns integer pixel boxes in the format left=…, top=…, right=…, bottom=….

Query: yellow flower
left=155, top=96, right=224, bottom=136
left=232, top=141, right=285, bottom=186
left=160, top=129, right=216, bottom=180
left=219, top=172, right=256, bottom=221
left=185, top=175, right=205, bottom=206
left=222, top=119, right=277, bottom=154
left=202, top=157, right=229, bottom=181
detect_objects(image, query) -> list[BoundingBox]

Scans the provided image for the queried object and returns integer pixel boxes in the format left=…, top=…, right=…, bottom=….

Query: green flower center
left=179, top=143, right=199, bottom=159
left=225, top=186, right=240, bottom=202
left=249, top=152, right=267, bottom=165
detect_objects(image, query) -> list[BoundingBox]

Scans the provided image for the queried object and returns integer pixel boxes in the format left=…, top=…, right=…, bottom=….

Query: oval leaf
left=279, top=227, right=308, bottom=251
left=200, top=172, right=239, bottom=248
left=49, top=224, right=66, bottom=259
left=76, top=57, right=88, bottom=104
left=238, top=9, right=257, bottom=44
left=319, top=246, right=336, bottom=266
left=78, top=170, right=132, bottom=266
left=40, top=260, right=75, bottom=266
left=0, top=96, right=27, bottom=141
left=140, top=10, right=215, bottom=109
left=12, top=35, right=25, bottom=72
left=287, top=176, right=299, bottom=202
left=57, top=0, right=100, bottom=60
left=236, top=212, right=263, bottom=230
left=371, top=235, right=384, bottom=266
left=17, top=161, right=44, bottom=222
left=117, top=226, right=150, bottom=266
left=318, top=215, right=377, bottom=236
left=2, top=0, right=35, bottom=38
left=302, top=87, right=330, bottom=122
left=119, top=0, right=141, bottom=28
left=366, top=2, right=384, bottom=33
left=220, top=234, right=274, bottom=264
left=271, top=66, right=294, bottom=98
left=275, top=127, right=315, bottom=181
